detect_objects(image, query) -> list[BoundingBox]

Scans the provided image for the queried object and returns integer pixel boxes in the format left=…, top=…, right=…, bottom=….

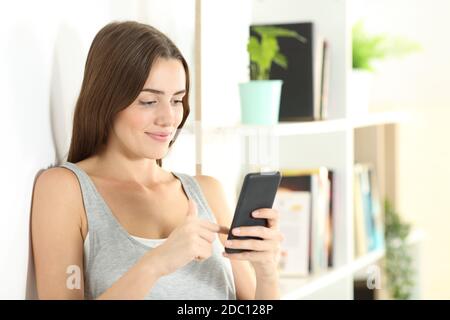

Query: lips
left=146, top=132, right=171, bottom=137
left=145, top=131, right=172, bottom=142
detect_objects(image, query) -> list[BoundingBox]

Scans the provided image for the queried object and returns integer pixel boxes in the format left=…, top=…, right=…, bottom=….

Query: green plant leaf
left=352, top=20, right=421, bottom=72
left=248, top=36, right=262, bottom=65
left=247, top=25, right=306, bottom=80
left=252, top=26, right=307, bottom=43
left=258, top=35, right=278, bottom=80
left=273, top=52, right=288, bottom=69
left=247, top=36, right=261, bottom=56
left=384, top=198, right=415, bottom=299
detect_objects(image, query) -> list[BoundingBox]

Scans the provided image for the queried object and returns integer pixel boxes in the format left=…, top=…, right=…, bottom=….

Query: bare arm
left=31, top=168, right=86, bottom=299
left=196, top=175, right=266, bottom=300
left=196, top=175, right=282, bottom=300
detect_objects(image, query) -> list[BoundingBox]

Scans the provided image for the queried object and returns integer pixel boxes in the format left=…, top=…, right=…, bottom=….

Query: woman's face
left=111, top=57, right=186, bottom=160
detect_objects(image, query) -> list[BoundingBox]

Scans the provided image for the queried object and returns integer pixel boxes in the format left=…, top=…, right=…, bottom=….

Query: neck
left=88, top=142, right=165, bottom=188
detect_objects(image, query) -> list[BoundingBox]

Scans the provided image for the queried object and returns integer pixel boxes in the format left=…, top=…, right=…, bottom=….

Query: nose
left=154, top=100, right=176, bottom=126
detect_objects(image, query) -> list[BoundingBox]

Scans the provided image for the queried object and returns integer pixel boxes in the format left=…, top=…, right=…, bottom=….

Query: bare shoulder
left=194, top=175, right=233, bottom=226
left=35, top=166, right=79, bottom=189
left=33, top=167, right=82, bottom=203
left=32, top=166, right=85, bottom=227
left=194, top=174, right=222, bottom=191
left=194, top=175, right=226, bottom=202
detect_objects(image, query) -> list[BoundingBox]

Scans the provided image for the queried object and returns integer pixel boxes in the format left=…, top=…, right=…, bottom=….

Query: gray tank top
left=59, top=161, right=236, bottom=300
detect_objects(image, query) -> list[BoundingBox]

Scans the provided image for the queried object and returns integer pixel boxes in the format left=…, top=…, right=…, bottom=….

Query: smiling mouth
left=145, top=132, right=171, bottom=142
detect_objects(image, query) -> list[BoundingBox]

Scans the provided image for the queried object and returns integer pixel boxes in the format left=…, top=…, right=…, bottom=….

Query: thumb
left=186, top=198, right=198, bottom=219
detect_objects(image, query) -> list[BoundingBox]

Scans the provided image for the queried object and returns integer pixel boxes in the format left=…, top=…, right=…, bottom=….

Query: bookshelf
left=280, top=228, right=424, bottom=300
left=201, top=111, right=409, bottom=136
left=280, top=247, right=385, bottom=300
left=192, top=0, right=416, bottom=299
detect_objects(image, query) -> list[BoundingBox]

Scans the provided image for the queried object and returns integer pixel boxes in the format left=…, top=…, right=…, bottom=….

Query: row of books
left=251, top=21, right=330, bottom=121
left=272, top=163, right=385, bottom=277
left=272, top=163, right=385, bottom=276
left=354, top=163, right=385, bottom=257
left=273, top=167, right=334, bottom=277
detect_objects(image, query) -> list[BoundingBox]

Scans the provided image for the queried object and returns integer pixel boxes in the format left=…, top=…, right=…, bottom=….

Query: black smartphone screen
left=225, top=171, right=282, bottom=254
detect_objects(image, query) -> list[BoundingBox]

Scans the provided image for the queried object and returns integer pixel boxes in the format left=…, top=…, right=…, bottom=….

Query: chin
left=137, top=140, right=171, bottom=158
left=141, top=149, right=168, bottom=160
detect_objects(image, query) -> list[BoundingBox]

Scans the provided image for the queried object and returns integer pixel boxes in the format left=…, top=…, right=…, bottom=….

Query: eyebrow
left=141, top=88, right=186, bottom=95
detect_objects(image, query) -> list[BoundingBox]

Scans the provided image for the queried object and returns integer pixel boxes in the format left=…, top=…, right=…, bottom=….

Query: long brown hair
left=67, top=21, right=190, bottom=167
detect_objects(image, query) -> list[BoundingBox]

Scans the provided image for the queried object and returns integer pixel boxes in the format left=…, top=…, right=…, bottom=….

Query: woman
left=31, top=21, right=283, bottom=300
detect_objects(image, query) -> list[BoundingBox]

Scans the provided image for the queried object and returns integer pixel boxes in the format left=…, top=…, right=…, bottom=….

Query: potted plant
left=240, top=26, right=306, bottom=125
left=384, top=199, right=415, bottom=299
left=350, top=20, right=421, bottom=116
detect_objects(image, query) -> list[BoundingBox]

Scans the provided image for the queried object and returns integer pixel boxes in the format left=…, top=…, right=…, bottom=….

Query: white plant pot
left=348, top=69, right=373, bottom=118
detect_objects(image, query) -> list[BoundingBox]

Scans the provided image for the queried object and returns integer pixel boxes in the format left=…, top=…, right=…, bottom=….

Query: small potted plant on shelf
left=384, top=199, right=415, bottom=299
left=350, top=20, right=421, bottom=116
left=240, top=26, right=306, bottom=125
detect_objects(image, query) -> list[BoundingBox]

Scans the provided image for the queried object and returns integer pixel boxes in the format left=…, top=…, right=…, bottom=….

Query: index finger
left=217, top=225, right=230, bottom=235
left=199, top=220, right=230, bottom=234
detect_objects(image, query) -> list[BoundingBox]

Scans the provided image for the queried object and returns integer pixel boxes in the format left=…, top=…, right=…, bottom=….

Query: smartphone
left=225, top=171, right=282, bottom=254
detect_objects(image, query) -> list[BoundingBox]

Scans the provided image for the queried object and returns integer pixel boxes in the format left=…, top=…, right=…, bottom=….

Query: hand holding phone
left=225, top=171, right=281, bottom=254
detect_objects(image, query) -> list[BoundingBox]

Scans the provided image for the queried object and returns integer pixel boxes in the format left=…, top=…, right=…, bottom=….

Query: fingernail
left=253, top=210, right=259, bottom=217
left=233, top=228, right=240, bottom=235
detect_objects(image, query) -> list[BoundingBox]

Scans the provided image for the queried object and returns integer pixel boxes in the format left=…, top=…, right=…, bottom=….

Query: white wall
left=200, top=0, right=252, bottom=205
left=0, top=0, right=196, bottom=299
left=351, top=0, right=450, bottom=299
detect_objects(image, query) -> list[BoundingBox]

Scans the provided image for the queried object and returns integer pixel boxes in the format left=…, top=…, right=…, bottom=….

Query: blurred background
left=350, top=0, right=450, bottom=300
left=0, top=0, right=448, bottom=299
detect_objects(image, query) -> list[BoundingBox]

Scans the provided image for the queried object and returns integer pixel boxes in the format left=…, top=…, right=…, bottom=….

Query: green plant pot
left=239, top=80, right=283, bottom=125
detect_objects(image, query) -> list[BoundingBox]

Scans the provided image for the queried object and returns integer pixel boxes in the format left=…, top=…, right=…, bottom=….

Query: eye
left=140, top=100, right=156, bottom=106
left=172, top=100, right=183, bottom=105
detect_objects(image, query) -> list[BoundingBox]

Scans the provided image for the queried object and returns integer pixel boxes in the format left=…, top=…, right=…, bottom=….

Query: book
left=320, top=40, right=331, bottom=120
left=274, top=190, right=311, bottom=276
left=354, top=164, right=385, bottom=257
left=369, top=166, right=384, bottom=250
left=354, top=165, right=368, bottom=257
left=360, top=166, right=376, bottom=251
left=250, top=22, right=326, bottom=121
left=277, top=168, right=332, bottom=274
left=326, top=170, right=334, bottom=267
